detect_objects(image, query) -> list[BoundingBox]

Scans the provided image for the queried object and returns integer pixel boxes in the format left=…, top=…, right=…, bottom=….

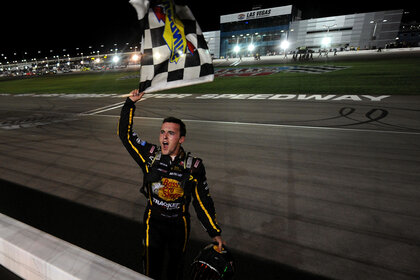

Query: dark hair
left=163, top=117, right=186, bottom=137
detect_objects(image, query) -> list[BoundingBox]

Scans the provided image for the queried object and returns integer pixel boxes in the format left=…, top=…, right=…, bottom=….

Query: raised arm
left=118, top=90, right=154, bottom=174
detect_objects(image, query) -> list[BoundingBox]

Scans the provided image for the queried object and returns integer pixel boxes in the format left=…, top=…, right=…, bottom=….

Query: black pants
left=143, top=209, right=190, bottom=280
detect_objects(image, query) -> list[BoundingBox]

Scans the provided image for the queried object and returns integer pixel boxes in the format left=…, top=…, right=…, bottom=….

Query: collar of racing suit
left=155, top=146, right=190, bottom=168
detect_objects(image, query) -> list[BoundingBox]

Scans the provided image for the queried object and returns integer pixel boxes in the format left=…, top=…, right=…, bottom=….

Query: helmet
left=189, top=243, right=235, bottom=280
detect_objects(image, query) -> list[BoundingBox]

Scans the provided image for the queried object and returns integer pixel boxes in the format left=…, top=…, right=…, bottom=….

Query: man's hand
left=129, top=89, right=145, bottom=102
left=213, top=236, right=226, bottom=253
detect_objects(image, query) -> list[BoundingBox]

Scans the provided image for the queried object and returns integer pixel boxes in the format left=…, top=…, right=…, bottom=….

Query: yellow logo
left=154, top=0, right=192, bottom=63
left=163, top=0, right=186, bottom=63
left=158, top=178, right=184, bottom=201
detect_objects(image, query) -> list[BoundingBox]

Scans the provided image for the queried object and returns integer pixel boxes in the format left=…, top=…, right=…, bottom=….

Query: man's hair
left=163, top=117, right=186, bottom=137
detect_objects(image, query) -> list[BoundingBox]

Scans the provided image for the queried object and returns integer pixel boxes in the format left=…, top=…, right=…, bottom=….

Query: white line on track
left=80, top=99, right=151, bottom=115
left=82, top=113, right=420, bottom=136
left=81, top=101, right=125, bottom=115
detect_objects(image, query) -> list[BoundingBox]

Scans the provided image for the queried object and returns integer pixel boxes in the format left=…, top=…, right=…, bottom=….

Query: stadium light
left=131, top=54, right=140, bottom=61
left=154, top=52, right=161, bottom=60
left=280, top=40, right=290, bottom=51
left=233, top=45, right=240, bottom=53
left=112, top=55, right=120, bottom=63
left=248, top=44, right=255, bottom=52
left=322, top=37, right=331, bottom=47
left=177, top=49, right=186, bottom=58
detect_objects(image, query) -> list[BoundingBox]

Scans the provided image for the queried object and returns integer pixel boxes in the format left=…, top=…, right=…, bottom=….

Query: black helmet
left=190, top=243, right=235, bottom=280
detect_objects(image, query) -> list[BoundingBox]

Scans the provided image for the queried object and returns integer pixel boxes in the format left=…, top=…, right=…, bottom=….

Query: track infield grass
left=1, top=57, right=419, bottom=95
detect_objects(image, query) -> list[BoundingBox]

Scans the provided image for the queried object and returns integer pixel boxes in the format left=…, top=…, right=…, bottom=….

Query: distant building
left=397, top=21, right=420, bottom=47
left=289, top=10, right=403, bottom=51
left=202, top=6, right=405, bottom=58
left=215, top=5, right=301, bottom=58
left=203, top=31, right=220, bottom=58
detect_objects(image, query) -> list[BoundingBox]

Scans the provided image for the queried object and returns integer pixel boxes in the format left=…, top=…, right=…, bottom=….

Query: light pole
left=321, top=24, right=336, bottom=54
left=370, top=19, right=387, bottom=44
left=247, top=34, right=255, bottom=56
left=233, top=36, right=240, bottom=59
left=323, top=24, right=337, bottom=33
left=280, top=40, right=290, bottom=58
left=233, top=45, right=240, bottom=57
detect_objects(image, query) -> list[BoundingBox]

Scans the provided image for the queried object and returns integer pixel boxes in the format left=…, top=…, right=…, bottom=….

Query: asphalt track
left=1, top=82, right=420, bottom=278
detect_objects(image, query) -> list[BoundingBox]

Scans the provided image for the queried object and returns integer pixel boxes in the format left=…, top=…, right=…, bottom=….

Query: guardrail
left=0, top=213, right=151, bottom=280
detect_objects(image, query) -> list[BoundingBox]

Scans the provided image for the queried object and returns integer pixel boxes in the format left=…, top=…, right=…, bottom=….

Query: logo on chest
left=152, top=177, right=184, bottom=201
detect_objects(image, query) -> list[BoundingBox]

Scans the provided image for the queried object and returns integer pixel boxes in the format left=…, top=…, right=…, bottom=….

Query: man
left=118, top=89, right=224, bottom=280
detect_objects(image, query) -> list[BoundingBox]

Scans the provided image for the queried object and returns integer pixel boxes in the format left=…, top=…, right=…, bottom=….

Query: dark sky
left=1, top=0, right=418, bottom=59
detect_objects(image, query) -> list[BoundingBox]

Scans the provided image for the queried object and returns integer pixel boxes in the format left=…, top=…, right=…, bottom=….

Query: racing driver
left=118, top=89, right=224, bottom=280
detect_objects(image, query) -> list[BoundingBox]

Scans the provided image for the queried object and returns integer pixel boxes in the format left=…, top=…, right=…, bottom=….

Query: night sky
left=1, top=0, right=418, bottom=59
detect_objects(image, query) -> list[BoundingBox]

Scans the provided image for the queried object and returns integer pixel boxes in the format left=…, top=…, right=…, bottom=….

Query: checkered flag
left=130, top=0, right=214, bottom=93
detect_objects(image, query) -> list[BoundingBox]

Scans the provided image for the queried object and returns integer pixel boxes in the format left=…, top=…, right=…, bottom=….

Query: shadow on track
left=0, top=179, right=330, bottom=280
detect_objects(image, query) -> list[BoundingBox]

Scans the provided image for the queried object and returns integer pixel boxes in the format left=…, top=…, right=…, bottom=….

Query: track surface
left=1, top=92, right=420, bottom=279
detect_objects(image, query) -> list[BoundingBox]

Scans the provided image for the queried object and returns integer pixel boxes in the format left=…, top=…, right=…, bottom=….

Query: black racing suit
left=118, top=98, right=222, bottom=280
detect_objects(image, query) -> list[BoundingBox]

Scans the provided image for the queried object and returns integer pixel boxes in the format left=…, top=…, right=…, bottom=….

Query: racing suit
left=118, top=97, right=222, bottom=280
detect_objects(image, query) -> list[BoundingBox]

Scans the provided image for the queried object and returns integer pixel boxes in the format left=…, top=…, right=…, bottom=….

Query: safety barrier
left=0, top=213, right=151, bottom=280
